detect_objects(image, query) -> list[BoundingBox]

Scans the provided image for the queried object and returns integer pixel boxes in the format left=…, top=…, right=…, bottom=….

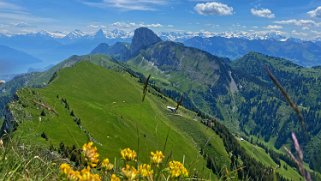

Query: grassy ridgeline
left=6, top=61, right=232, bottom=179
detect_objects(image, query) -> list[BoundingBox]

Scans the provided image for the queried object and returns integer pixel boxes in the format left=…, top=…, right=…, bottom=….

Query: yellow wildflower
left=101, top=158, right=114, bottom=170
left=122, top=164, right=138, bottom=180
left=120, top=148, right=137, bottom=161
left=79, top=166, right=101, bottom=181
left=111, top=174, right=121, bottom=181
left=138, top=164, right=154, bottom=177
left=82, top=142, right=99, bottom=167
left=168, top=161, right=189, bottom=178
left=80, top=166, right=91, bottom=180
left=60, top=163, right=71, bottom=174
left=60, top=164, right=82, bottom=181
left=150, top=151, right=165, bottom=164
left=67, top=169, right=81, bottom=181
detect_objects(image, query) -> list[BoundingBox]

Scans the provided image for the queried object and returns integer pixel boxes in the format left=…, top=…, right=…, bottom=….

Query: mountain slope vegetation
left=3, top=57, right=309, bottom=180
left=6, top=61, right=231, bottom=179
left=1, top=27, right=321, bottom=179
left=93, top=28, right=321, bottom=174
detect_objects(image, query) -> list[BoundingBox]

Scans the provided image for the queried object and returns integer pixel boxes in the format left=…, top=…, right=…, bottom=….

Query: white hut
left=167, top=106, right=176, bottom=112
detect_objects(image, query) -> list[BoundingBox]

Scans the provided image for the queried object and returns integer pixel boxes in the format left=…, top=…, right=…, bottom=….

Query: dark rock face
left=130, top=27, right=162, bottom=56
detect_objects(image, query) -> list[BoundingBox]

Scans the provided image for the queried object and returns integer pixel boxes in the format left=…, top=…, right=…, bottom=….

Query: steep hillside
left=231, top=52, right=321, bottom=172
left=92, top=28, right=235, bottom=125
left=0, top=55, right=118, bottom=120
left=127, top=41, right=233, bottom=123
left=4, top=59, right=308, bottom=180
left=7, top=61, right=232, bottom=179
left=88, top=28, right=321, bottom=174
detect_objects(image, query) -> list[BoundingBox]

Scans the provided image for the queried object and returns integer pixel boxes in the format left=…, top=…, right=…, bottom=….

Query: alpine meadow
left=1, top=1, right=321, bottom=181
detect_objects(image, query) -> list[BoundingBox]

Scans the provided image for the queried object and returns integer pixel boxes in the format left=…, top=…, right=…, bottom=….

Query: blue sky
left=0, top=0, right=321, bottom=39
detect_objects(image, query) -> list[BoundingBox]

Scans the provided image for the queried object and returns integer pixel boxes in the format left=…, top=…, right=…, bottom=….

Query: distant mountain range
left=1, top=28, right=321, bottom=80
left=0, top=45, right=42, bottom=80
left=183, top=36, right=321, bottom=67
left=0, top=29, right=132, bottom=64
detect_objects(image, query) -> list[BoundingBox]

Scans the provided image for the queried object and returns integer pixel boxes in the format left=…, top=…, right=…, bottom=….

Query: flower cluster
left=110, top=174, right=120, bottom=181
left=168, top=161, right=189, bottom=178
left=59, top=164, right=100, bottom=181
left=139, top=164, right=154, bottom=177
left=60, top=142, right=189, bottom=180
left=121, top=164, right=138, bottom=180
left=60, top=142, right=114, bottom=181
left=82, top=142, right=99, bottom=167
left=150, top=151, right=165, bottom=164
left=120, top=148, right=137, bottom=161
left=101, top=158, right=113, bottom=171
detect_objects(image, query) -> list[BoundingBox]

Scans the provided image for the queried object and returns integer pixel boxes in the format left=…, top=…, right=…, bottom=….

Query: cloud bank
left=194, top=2, right=233, bottom=16
left=251, top=8, right=275, bottom=18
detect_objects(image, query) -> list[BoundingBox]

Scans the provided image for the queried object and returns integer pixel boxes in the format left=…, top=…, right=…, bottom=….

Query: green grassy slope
left=5, top=55, right=313, bottom=180
left=126, top=41, right=232, bottom=120
left=239, top=140, right=302, bottom=180
left=0, top=54, right=120, bottom=120
left=231, top=52, right=321, bottom=172
left=9, top=61, right=232, bottom=178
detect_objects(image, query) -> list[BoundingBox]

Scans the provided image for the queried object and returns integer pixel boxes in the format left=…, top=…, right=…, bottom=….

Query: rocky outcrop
left=130, top=27, right=162, bottom=56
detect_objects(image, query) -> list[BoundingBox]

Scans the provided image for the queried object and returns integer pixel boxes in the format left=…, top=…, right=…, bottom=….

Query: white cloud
left=307, top=6, right=321, bottom=18
left=0, top=1, right=53, bottom=24
left=291, top=30, right=308, bottom=37
left=81, top=0, right=168, bottom=11
left=12, top=22, right=31, bottom=28
left=88, top=24, right=106, bottom=29
left=265, top=25, right=283, bottom=29
left=110, top=22, right=163, bottom=30
left=311, top=30, right=321, bottom=36
left=194, top=2, right=233, bottom=16
left=0, top=1, right=56, bottom=34
left=275, top=19, right=321, bottom=27
left=251, top=8, right=275, bottom=18
left=0, top=1, right=23, bottom=11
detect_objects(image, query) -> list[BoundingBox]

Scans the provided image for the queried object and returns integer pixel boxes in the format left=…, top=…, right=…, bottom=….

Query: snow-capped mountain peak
left=64, top=29, right=86, bottom=39
left=93, top=29, right=106, bottom=39
left=0, top=28, right=316, bottom=42
left=47, top=31, right=66, bottom=38
left=106, top=29, right=132, bottom=39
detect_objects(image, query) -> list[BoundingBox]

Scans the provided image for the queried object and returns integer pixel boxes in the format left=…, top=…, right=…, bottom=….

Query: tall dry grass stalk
left=265, top=67, right=306, bottom=131
left=265, top=66, right=311, bottom=181
left=175, top=95, right=184, bottom=111
left=142, top=74, right=151, bottom=102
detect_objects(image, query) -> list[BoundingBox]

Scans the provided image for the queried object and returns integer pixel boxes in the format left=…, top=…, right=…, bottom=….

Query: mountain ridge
left=184, top=36, right=321, bottom=66
left=3, top=58, right=308, bottom=180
